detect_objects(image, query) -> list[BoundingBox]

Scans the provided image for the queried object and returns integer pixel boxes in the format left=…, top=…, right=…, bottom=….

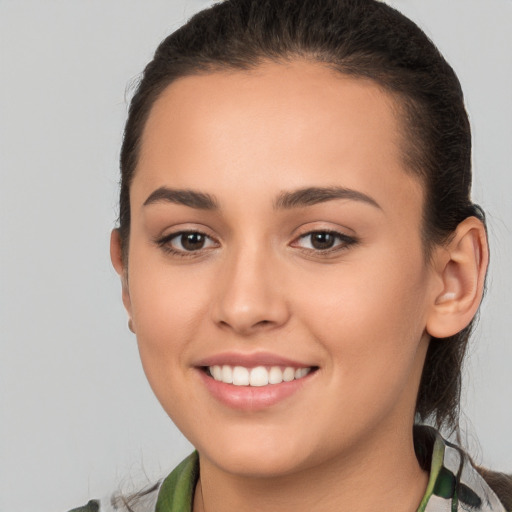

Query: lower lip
left=197, top=369, right=314, bottom=411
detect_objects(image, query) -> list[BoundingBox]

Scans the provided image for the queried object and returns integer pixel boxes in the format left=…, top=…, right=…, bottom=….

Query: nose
left=212, top=244, right=290, bottom=336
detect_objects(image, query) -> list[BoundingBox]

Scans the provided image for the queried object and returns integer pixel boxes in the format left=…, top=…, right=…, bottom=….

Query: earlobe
left=110, top=228, right=125, bottom=277
left=110, top=229, right=135, bottom=331
left=426, top=217, right=488, bottom=338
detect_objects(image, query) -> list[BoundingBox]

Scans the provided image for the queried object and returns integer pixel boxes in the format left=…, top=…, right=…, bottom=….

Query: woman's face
left=118, top=61, right=439, bottom=477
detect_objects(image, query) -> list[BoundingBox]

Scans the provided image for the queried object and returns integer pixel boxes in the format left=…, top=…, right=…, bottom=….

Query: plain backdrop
left=1, top=1, right=511, bottom=511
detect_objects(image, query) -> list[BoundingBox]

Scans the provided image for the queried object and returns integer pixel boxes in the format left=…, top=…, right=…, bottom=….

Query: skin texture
left=111, top=61, right=488, bottom=512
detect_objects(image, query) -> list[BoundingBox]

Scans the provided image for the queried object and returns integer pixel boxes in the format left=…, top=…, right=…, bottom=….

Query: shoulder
left=67, top=501, right=100, bottom=512
left=66, top=452, right=198, bottom=512
left=66, top=484, right=161, bottom=512
left=415, top=425, right=512, bottom=512
left=473, top=466, right=512, bottom=511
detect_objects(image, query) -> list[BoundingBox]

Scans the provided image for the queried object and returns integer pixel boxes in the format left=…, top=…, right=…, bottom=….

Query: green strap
left=155, top=452, right=199, bottom=512
left=416, top=431, right=445, bottom=512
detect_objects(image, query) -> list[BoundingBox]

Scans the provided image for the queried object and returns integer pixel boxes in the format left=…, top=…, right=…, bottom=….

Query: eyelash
left=155, top=229, right=357, bottom=258
left=156, top=230, right=218, bottom=258
left=293, top=230, right=357, bottom=255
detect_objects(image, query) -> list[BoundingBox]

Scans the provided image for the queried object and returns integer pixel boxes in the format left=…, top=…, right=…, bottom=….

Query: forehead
left=135, top=60, right=422, bottom=216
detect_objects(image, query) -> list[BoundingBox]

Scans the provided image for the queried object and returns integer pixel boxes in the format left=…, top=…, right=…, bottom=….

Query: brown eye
left=157, top=230, right=218, bottom=255
left=293, top=230, right=357, bottom=253
left=310, top=232, right=336, bottom=250
left=180, top=232, right=207, bottom=251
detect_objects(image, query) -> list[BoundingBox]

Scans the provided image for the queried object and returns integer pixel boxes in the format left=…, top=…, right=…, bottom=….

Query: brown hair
left=120, top=0, right=480, bottom=432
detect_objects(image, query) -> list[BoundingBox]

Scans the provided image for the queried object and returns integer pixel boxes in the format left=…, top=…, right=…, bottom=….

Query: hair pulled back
left=119, top=0, right=485, bottom=432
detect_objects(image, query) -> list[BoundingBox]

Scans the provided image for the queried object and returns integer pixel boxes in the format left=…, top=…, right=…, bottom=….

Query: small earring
left=128, top=318, right=135, bottom=333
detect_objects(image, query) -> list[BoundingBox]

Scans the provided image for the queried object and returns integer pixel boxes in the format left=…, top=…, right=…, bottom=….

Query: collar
left=416, top=425, right=506, bottom=512
left=154, top=428, right=506, bottom=512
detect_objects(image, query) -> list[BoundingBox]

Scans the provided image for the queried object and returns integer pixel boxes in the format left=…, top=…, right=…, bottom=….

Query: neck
left=193, top=425, right=429, bottom=512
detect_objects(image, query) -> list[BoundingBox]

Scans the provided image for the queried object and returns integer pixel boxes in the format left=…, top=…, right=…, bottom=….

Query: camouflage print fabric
left=417, top=428, right=507, bottom=512
left=68, top=427, right=508, bottom=512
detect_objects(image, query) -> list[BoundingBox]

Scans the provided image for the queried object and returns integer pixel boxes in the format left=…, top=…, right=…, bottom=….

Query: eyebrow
left=273, top=186, right=381, bottom=210
left=143, top=187, right=219, bottom=210
left=143, top=185, right=381, bottom=211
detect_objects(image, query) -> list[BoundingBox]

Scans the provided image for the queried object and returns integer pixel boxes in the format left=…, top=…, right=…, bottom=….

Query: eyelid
left=153, top=224, right=357, bottom=258
left=290, top=228, right=358, bottom=254
left=155, top=229, right=220, bottom=257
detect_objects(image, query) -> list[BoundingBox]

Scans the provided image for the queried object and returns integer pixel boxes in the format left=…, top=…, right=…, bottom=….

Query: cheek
left=127, top=249, right=214, bottom=376
left=295, top=246, right=430, bottom=387
left=127, top=263, right=214, bottom=424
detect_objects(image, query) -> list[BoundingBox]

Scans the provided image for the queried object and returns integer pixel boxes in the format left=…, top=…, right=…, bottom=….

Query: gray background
left=1, top=1, right=511, bottom=511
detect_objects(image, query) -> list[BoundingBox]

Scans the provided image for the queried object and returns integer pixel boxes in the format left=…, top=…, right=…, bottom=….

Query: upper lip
left=195, top=351, right=315, bottom=369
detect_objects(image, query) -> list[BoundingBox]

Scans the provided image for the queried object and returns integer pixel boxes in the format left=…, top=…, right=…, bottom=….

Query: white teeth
left=232, top=366, right=250, bottom=386
left=249, top=366, right=269, bottom=387
left=212, top=365, right=222, bottom=381
left=208, top=364, right=312, bottom=386
left=282, top=367, right=295, bottom=382
left=221, top=365, right=233, bottom=384
left=269, top=366, right=283, bottom=384
left=295, top=367, right=309, bottom=379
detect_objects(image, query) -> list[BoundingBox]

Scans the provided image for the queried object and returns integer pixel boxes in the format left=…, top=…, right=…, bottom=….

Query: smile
left=196, top=353, right=318, bottom=410
left=207, top=365, right=313, bottom=387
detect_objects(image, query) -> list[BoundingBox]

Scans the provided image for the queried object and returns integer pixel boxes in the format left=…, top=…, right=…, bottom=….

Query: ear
left=110, top=229, right=135, bottom=332
left=426, top=217, right=489, bottom=338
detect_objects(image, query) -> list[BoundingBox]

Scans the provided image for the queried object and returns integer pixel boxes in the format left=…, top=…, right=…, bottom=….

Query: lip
left=195, top=351, right=313, bottom=368
left=197, top=368, right=316, bottom=411
left=194, top=352, right=318, bottom=411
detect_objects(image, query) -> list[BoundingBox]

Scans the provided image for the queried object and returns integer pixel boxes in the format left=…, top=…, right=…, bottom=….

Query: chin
left=208, top=450, right=308, bottom=479
left=195, top=427, right=315, bottom=478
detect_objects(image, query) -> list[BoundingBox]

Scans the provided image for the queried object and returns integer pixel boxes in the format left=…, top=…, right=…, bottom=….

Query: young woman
left=72, top=0, right=511, bottom=510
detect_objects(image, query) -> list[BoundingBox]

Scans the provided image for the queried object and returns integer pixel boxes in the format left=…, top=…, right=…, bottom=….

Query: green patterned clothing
left=69, top=426, right=509, bottom=512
